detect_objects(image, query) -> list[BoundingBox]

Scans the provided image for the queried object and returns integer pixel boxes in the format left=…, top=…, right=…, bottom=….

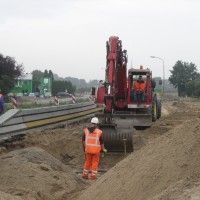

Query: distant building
left=153, top=77, right=177, bottom=93
left=154, top=77, right=162, bottom=93
left=40, top=77, right=52, bottom=97
left=10, top=73, right=33, bottom=95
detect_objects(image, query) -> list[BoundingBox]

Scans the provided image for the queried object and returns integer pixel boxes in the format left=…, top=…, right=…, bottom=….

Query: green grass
left=4, top=97, right=92, bottom=112
left=4, top=102, right=54, bottom=112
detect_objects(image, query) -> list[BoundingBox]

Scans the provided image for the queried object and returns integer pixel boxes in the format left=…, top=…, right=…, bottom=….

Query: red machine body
left=94, top=36, right=161, bottom=152
left=103, top=36, right=127, bottom=111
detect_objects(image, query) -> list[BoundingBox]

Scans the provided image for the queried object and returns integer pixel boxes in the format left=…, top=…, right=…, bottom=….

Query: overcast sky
left=0, top=0, right=200, bottom=81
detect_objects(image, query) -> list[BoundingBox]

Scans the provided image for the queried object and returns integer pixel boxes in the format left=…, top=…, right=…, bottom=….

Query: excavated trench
left=0, top=100, right=200, bottom=199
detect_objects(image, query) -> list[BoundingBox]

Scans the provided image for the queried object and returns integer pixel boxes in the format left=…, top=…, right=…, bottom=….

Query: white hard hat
left=91, top=117, right=99, bottom=124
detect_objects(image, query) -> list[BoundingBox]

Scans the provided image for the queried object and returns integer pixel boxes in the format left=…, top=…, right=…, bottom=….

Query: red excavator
left=93, top=36, right=161, bottom=152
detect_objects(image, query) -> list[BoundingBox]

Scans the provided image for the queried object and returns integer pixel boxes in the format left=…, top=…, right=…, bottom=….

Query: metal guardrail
left=0, top=102, right=103, bottom=137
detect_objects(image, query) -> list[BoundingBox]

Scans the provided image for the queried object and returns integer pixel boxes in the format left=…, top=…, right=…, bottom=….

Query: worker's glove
left=103, top=148, right=107, bottom=153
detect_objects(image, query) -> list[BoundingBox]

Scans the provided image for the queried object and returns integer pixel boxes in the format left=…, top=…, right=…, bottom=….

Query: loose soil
left=0, top=100, right=200, bottom=200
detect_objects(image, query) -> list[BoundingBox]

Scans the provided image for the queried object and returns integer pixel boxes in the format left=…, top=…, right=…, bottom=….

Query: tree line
left=169, top=60, right=200, bottom=97
left=32, top=70, right=76, bottom=96
left=0, top=53, right=96, bottom=97
left=0, top=54, right=24, bottom=94
left=1, top=53, right=200, bottom=98
left=0, top=53, right=76, bottom=96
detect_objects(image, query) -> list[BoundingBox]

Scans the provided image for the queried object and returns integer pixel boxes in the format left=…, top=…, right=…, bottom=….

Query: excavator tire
left=100, top=126, right=134, bottom=152
left=152, top=98, right=157, bottom=122
left=157, top=98, right=162, bottom=119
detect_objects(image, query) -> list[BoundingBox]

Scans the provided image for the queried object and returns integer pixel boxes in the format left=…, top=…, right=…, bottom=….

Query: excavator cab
left=127, top=68, right=152, bottom=108
left=130, top=74, right=147, bottom=102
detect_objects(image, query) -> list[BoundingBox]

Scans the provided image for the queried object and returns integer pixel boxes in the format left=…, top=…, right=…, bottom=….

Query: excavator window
left=130, top=74, right=148, bottom=102
left=131, top=75, right=147, bottom=87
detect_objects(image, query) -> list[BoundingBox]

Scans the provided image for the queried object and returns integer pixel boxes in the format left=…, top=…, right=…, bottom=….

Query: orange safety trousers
left=82, top=153, right=100, bottom=179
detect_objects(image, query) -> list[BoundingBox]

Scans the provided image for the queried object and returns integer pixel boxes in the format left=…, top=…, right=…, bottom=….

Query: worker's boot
left=90, top=175, right=97, bottom=180
left=82, top=173, right=88, bottom=179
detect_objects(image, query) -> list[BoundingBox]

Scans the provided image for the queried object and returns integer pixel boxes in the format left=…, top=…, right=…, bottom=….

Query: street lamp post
left=150, top=56, right=165, bottom=93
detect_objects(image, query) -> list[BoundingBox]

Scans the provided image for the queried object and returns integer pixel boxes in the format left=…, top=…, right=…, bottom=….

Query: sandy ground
left=0, top=100, right=200, bottom=200
left=0, top=191, right=23, bottom=200
left=79, top=101, right=200, bottom=200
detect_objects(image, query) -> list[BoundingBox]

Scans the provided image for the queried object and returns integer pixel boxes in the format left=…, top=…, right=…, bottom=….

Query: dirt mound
left=0, top=147, right=86, bottom=200
left=3, top=124, right=86, bottom=169
left=150, top=175, right=200, bottom=200
left=0, top=191, right=23, bottom=200
left=79, top=117, right=200, bottom=200
left=3, top=123, right=124, bottom=171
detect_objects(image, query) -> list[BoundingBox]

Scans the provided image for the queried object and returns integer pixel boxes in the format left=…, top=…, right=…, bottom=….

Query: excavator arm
left=104, top=36, right=128, bottom=113
left=95, top=36, right=133, bottom=152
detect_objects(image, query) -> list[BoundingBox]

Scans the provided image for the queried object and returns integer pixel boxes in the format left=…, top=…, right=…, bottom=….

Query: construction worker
left=0, top=89, right=4, bottom=115
left=131, top=75, right=146, bottom=102
left=82, top=117, right=107, bottom=180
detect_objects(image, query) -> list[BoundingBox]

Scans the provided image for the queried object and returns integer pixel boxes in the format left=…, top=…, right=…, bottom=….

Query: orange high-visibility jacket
left=84, top=128, right=102, bottom=154
left=132, top=81, right=140, bottom=90
left=132, top=81, right=146, bottom=91
left=140, top=82, right=146, bottom=91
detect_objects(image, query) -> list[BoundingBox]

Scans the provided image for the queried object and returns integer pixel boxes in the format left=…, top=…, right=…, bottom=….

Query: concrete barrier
left=0, top=102, right=102, bottom=136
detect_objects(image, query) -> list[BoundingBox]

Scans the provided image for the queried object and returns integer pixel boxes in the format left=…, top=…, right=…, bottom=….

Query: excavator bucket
left=97, top=113, right=152, bottom=152
left=97, top=114, right=135, bottom=152
left=100, top=125, right=134, bottom=152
